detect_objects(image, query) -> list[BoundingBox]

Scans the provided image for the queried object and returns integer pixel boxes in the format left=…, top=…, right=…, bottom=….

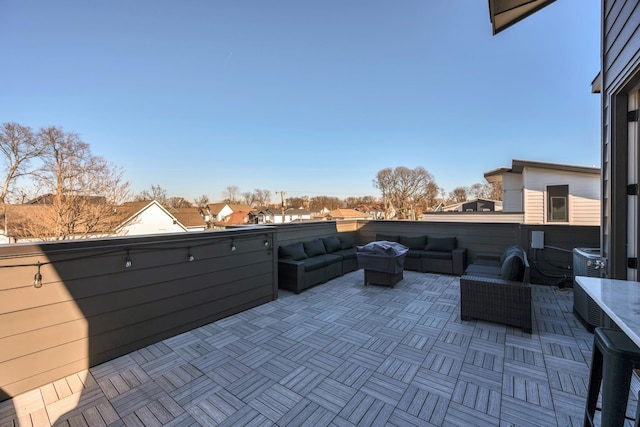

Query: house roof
left=488, top=0, right=556, bottom=35
left=218, top=211, right=250, bottom=225
left=116, top=200, right=188, bottom=232
left=484, top=159, right=601, bottom=183
left=26, top=193, right=108, bottom=205
left=284, top=208, right=311, bottom=215
left=326, top=208, right=371, bottom=219
left=207, top=203, right=253, bottom=215
left=171, top=207, right=207, bottom=228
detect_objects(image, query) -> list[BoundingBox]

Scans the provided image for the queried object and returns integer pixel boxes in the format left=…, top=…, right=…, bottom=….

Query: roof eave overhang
left=489, top=0, right=557, bottom=35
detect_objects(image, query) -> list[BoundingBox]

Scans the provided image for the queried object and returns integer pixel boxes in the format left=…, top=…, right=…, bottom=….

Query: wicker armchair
left=460, top=276, right=532, bottom=333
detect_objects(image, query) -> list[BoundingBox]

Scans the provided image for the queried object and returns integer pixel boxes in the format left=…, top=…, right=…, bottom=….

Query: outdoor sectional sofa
left=459, top=243, right=532, bottom=333
left=375, top=234, right=467, bottom=275
left=278, top=235, right=357, bottom=294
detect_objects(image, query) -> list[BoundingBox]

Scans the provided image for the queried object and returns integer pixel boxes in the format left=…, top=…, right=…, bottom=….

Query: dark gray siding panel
left=0, top=228, right=277, bottom=400
left=602, top=0, right=640, bottom=278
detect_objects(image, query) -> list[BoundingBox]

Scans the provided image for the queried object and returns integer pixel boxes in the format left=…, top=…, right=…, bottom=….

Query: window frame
left=547, top=185, right=569, bottom=223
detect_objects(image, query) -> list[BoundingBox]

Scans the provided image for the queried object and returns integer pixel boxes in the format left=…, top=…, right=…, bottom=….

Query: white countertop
left=575, top=276, right=640, bottom=347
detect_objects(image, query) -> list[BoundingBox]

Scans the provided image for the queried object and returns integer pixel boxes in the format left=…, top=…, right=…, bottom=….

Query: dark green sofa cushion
left=279, top=242, right=308, bottom=261
left=303, top=239, right=327, bottom=257
left=337, top=235, right=354, bottom=250
left=424, top=237, right=456, bottom=252
left=321, top=236, right=342, bottom=253
left=400, top=235, right=427, bottom=250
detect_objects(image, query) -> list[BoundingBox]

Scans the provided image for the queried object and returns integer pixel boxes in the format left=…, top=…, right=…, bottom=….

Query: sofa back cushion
left=303, top=239, right=327, bottom=257
left=399, top=235, right=427, bottom=250
left=337, top=235, right=354, bottom=250
left=279, top=242, right=308, bottom=261
left=321, top=236, right=342, bottom=253
left=501, top=253, right=525, bottom=281
left=424, top=236, right=456, bottom=252
left=376, top=234, right=399, bottom=242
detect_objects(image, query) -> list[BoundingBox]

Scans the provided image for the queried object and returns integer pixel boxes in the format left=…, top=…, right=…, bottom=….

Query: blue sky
left=0, top=1, right=601, bottom=202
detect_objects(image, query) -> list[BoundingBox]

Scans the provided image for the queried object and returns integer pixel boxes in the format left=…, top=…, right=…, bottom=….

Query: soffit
left=488, top=0, right=557, bottom=35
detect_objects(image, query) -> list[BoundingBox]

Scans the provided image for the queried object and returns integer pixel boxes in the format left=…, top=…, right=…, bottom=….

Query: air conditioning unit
left=572, top=247, right=603, bottom=331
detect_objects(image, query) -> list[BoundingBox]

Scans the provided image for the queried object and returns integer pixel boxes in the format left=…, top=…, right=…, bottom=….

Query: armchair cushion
left=501, top=253, right=525, bottom=281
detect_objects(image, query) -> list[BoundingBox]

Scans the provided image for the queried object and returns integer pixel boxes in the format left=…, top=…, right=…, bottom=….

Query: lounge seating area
left=375, top=233, right=467, bottom=275
left=278, top=235, right=357, bottom=294
left=0, top=270, right=597, bottom=426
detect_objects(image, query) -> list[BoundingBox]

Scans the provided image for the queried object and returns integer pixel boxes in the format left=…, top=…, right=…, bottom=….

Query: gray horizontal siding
left=0, top=228, right=277, bottom=400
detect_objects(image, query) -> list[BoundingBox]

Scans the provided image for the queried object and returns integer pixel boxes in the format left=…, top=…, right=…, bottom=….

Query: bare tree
left=374, top=166, right=438, bottom=220
left=136, top=184, right=168, bottom=205
left=309, top=196, right=343, bottom=212
left=253, top=189, right=272, bottom=207
left=0, top=122, right=45, bottom=204
left=223, top=185, right=241, bottom=204
left=166, top=197, right=192, bottom=209
left=242, top=191, right=256, bottom=207
left=449, top=187, right=468, bottom=203
left=17, top=126, right=131, bottom=240
left=193, top=194, right=209, bottom=208
left=489, top=181, right=502, bottom=200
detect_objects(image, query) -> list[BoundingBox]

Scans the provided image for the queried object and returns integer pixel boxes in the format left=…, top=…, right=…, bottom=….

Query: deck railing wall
left=0, top=227, right=277, bottom=401
left=0, top=220, right=599, bottom=401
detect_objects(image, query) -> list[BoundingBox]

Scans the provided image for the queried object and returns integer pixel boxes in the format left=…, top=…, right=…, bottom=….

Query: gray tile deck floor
left=0, top=270, right=633, bottom=426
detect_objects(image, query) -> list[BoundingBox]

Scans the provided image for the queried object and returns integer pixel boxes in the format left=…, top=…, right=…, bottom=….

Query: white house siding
left=119, top=204, right=187, bottom=236
left=501, top=173, right=524, bottom=212
left=522, top=169, right=600, bottom=226
left=217, top=206, right=234, bottom=222
left=523, top=187, right=545, bottom=224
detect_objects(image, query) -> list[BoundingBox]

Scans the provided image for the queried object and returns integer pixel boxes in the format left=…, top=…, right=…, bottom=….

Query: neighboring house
left=206, top=203, right=253, bottom=223
left=249, top=208, right=275, bottom=224
left=325, top=208, right=372, bottom=220
left=115, top=200, right=188, bottom=236
left=354, top=204, right=385, bottom=220
left=171, top=207, right=208, bottom=232
left=214, top=210, right=251, bottom=227
left=483, top=159, right=600, bottom=226
left=0, top=199, right=189, bottom=243
left=431, top=202, right=446, bottom=213
left=439, top=198, right=503, bottom=213
left=485, top=0, right=636, bottom=281
left=272, top=208, right=312, bottom=224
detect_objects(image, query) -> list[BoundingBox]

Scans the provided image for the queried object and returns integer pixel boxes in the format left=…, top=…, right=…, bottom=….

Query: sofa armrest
left=460, top=275, right=532, bottom=333
left=452, top=247, right=467, bottom=275
left=278, top=259, right=305, bottom=293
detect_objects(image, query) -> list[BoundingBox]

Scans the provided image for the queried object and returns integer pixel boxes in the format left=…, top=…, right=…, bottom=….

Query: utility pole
left=277, top=191, right=286, bottom=223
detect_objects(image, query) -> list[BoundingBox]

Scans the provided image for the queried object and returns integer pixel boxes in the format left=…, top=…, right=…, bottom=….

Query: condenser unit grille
left=572, top=247, right=603, bottom=331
